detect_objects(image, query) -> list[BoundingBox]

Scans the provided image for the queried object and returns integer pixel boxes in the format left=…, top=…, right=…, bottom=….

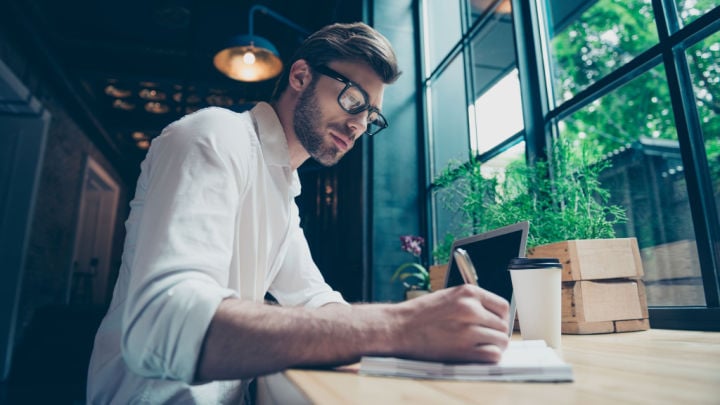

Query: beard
left=293, top=81, right=352, bottom=167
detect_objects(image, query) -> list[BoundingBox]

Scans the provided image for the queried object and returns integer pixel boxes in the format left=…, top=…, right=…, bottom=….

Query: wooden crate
left=529, top=238, right=644, bottom=282
left=530, top=238, right=649, bottom=334
left=429, top=264, right=448, bottom=292
left=561, top=279, right=649, bottom=334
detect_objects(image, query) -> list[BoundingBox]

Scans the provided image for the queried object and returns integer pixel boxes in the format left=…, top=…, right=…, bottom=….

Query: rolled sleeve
left=122, top=274, right=236, bottom=382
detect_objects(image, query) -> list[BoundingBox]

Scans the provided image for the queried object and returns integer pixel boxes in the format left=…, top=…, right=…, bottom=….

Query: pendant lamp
left=213, top=5, right=309, bottom=82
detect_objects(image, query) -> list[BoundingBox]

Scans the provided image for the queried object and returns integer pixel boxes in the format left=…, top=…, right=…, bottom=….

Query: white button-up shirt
left=87, top=103, right=346, bottom=404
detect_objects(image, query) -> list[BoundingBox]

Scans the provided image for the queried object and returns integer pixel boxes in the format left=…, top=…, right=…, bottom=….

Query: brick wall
left=0, top=21, right=131, bottom=344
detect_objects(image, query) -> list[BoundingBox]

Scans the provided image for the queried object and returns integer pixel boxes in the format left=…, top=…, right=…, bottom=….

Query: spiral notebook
left=359, top=340, right=573, bottom=382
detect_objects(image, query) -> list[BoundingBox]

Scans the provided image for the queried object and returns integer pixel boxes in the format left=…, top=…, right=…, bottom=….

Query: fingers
left=439, top=325, right=509, bottom=364
left=441, top=286, right=511, bottom=361
left=460, top=299, right=508, bottom=335
left=471, top=343, right=505, bottom=363
left=469, top=324, right=510, bottom=351
left=477, top=288, right=511, bottom=322
left=450, top=285, right=510, bottom=333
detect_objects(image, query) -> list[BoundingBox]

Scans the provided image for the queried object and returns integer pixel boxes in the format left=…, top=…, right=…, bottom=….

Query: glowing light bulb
left=243, top=51, right=256, bottom=65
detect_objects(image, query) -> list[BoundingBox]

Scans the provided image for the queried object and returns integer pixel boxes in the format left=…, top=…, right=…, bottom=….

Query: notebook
left=444, top=221, right=530, bottom=335
left=359, top=340, right=573, bottom=382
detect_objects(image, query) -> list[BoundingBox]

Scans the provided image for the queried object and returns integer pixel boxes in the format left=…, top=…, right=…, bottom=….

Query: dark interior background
left=0, top=1, right=377, bottom=403
left=7, top=0, right=365, bottom=174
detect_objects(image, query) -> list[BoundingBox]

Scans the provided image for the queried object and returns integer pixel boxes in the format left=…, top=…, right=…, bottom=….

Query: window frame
left=419, top=0, right=720, bottom=330
left=518, top=0, right=720, bottom=330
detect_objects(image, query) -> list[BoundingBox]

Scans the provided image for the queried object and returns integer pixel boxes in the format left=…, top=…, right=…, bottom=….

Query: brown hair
left=271, top=22, right=401, bottom=100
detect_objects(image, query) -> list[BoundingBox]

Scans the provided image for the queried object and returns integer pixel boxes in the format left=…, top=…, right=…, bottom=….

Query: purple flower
left=400, top=235, right=424, bottom=258
left=394, top=235, right=430, bottom=291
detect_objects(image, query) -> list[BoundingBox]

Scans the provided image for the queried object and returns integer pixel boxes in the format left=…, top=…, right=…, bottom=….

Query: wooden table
left=257, top=329, right=720, bottom=404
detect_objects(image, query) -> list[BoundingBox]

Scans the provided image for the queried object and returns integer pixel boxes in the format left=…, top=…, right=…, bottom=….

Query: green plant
left=433, top=138, right=627, bottom=263
left=391, top=235, right=430, bottom=291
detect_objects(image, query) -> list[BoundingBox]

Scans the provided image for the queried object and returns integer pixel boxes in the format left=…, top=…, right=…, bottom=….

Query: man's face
left=293, top=61, right=385, bottom=167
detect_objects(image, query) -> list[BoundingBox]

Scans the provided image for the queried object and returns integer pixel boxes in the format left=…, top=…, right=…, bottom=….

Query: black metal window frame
left=516, top=0, right=720, bottom=330
left=419, top=0, right=720, bottom=330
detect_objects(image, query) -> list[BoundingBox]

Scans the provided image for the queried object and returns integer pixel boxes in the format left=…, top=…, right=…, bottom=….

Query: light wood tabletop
left=257, top=329, right=720, bottom=404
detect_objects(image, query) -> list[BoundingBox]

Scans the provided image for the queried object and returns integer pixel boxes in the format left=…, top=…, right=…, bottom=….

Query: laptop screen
left=444, top=222, right=529, bottom=333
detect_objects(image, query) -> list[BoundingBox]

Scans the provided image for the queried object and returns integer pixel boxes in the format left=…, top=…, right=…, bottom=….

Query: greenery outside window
left=545, top=0, right=659, bottom=105
left=675, top=0, right=720, bottom=28
left=686, top=30, right=720, bottom=219
left=419, top=0, right=719, bottom=329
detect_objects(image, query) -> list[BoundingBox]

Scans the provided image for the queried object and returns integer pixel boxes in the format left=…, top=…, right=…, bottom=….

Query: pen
left=454, top=248, right=479, bottom=286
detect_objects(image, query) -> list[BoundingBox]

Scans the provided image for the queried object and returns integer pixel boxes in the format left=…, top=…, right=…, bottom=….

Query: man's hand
left=390, top=284, right=510, bottom=363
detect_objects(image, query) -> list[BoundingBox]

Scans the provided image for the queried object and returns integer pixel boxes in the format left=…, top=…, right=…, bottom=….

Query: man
left=87, top=22, right=509, bottom=404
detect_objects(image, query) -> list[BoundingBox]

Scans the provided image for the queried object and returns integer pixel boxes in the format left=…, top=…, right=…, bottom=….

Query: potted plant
left=391, top=235, right=431, bottom=299
left=432, top=138, right=628, bottom=260
left=433, top=138, right=649, bottom=334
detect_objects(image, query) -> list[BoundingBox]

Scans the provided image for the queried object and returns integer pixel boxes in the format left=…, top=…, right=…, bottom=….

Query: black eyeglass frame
left=312, top=65, right=388, bottom=136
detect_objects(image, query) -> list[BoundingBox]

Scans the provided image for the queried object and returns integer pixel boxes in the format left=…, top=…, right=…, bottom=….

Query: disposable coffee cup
left=508, top=257, right=562, bottom=348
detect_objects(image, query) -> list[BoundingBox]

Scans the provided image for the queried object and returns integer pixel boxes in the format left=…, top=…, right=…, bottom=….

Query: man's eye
left=344, top=94, right=363, bottom=108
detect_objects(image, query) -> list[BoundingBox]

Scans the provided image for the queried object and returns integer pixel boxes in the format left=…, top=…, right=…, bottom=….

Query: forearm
left=196, top=285, right=511, bottom=382
left=195, top=298, right=399, bottom=381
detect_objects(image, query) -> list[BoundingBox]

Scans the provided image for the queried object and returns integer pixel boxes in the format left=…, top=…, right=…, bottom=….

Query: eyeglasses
left=313, top=65, right=388, bottom=136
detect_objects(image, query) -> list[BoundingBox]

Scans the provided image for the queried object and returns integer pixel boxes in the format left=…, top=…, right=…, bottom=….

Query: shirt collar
left=251, top=102, right=290, bottom=168
left=250, top=102, right=302, bottom=196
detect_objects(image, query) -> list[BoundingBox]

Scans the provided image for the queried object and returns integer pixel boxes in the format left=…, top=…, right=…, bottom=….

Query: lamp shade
left=213, top=35, right=283, bottom=82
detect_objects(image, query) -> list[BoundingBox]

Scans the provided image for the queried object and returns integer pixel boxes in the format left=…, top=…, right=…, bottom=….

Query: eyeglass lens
left=338, top=88, right=387, bottom=135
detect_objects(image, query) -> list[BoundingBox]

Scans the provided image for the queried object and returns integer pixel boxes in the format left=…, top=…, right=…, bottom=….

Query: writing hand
left=392, top=285, right=510, bottom=363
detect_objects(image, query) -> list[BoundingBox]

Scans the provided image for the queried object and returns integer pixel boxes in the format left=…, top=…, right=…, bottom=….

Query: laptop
left=443, top=221, right=529, bottom=335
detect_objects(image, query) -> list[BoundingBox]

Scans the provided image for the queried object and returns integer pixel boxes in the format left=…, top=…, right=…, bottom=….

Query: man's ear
left=288, top=59, right=311, bottom=91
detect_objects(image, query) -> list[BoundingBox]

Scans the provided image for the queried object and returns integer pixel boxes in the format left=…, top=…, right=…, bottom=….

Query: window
left=556, top=66, right=706, bottom=306
left=686, top=31, right=720, bottom=220
left=545, top=0, right=659, bottom=104
left=423, top=0, right=462, bottom=73
left=472, top=73, right=523, bottom=155
left=418, top=0, right=719, bottom=329
left=428, top=55, right=470, bottom=179
left=428, top=54, right=471, bottom=245
left=539, top=0, right=719, bottom=328
left=421, top=0, right=525, bottom=258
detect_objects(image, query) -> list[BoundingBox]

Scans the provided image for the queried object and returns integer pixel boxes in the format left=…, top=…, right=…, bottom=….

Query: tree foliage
left=550, top=0, right=719, bottom=185
left=433, top=138, right=627, bottom=263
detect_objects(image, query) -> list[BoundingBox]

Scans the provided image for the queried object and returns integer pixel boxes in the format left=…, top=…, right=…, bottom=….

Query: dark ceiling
left=5, top=0, right=363, bottom=176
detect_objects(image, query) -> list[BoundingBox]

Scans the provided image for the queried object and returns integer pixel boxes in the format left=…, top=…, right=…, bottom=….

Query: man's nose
left=346, top=113, right=368, bottom=138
